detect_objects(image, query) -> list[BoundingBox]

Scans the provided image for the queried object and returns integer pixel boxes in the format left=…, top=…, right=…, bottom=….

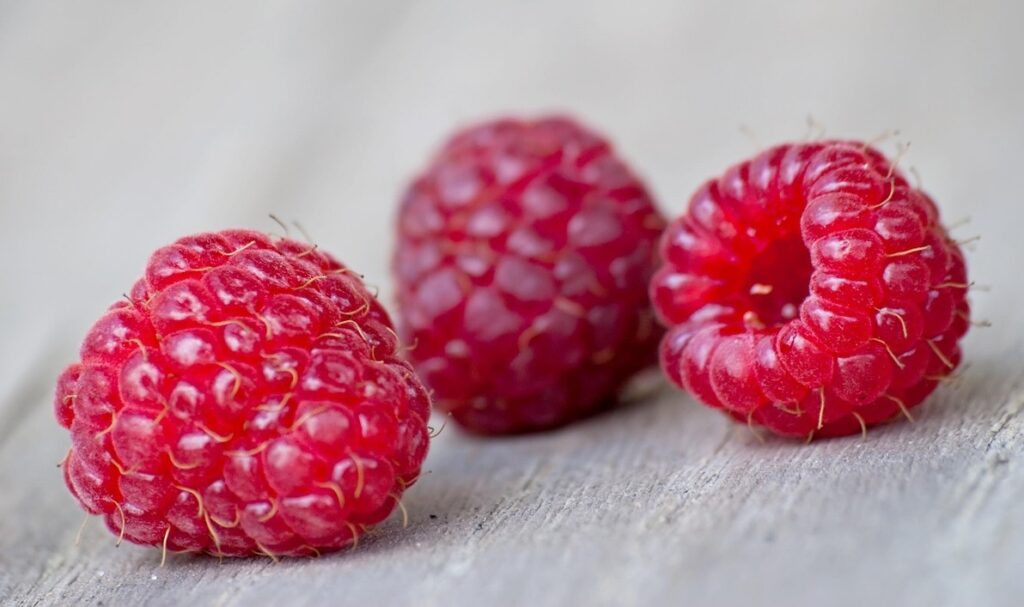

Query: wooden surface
left=1, top=1, right=1022, bottom=605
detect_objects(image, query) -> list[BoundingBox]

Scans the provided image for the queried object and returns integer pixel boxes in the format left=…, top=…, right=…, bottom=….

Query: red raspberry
left=652, top=141, right=970, bottom=439
left=54, top=230, right=430, bottom=558
left=393, top=117, right=666, bottom=434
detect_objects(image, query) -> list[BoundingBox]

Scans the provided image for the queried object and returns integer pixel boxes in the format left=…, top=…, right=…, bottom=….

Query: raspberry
left=55, top=230, right=430, bottom=557
left=651, top=141, right=970, bottom=439
left=393, top=117, right=666, bottom=434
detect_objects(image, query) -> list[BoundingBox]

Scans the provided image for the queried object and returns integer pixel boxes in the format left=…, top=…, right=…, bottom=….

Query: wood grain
left=1, top=1, right=1022, bottom=605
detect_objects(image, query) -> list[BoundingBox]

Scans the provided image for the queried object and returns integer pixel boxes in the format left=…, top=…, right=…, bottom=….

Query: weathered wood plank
left=3, top=358, right=1023, bottom=606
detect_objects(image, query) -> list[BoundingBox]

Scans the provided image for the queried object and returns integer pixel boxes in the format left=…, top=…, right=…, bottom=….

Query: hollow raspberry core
left=651, top=141, right=970, bottom=439
left=739, top=235, right=812, bottom=328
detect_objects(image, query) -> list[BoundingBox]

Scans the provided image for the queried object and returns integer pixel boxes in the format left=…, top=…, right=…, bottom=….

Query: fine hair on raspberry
left=651, top=140, right=970, bottom=439
left=55, top=229, right=430, bottom=558
left=393, top=116, right=666, bottom=434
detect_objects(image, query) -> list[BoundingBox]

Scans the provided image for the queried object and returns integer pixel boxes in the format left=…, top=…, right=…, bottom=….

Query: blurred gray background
left=1, top=1, right=1022, bottom=606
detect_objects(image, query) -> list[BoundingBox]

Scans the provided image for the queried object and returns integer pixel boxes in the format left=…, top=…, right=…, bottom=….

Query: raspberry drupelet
left=651, top=141, right=970, bottom=439
left=55, top=230, right=430, bottom=558
left=393, top=116, right=666, bottom=434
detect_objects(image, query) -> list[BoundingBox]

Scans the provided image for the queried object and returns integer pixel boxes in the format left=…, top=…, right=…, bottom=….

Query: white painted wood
left=1, top=1, right=1021, bottom=605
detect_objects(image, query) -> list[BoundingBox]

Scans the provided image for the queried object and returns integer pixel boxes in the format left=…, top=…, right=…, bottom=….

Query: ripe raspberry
left=651, top=141, right=970, bottom=439
left=55, top=230, right=430, bottom=557
left=393, top=116, right=666, bottom=434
